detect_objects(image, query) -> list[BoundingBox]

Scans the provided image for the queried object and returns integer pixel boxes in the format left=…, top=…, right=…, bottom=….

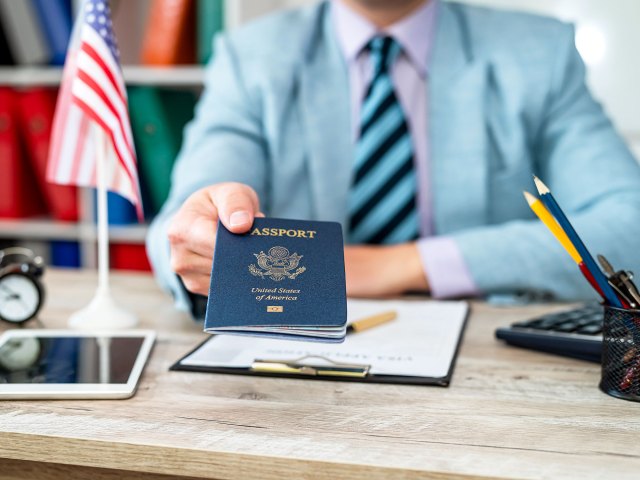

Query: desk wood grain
left=0, top=270, right=638, bottom=480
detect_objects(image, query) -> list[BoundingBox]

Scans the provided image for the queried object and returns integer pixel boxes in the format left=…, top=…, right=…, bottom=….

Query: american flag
left=47, top=0, right=142, bottom=219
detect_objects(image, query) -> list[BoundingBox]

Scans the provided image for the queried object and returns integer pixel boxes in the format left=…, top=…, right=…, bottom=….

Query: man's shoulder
left=221, top=3, right=324, bottom=63
left=451, top=1, right=572, bottom=36
left=449, top=1, right=574, bottom=57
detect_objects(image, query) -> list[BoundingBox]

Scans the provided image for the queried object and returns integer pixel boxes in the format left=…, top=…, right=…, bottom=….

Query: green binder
left=197, top=0, right=224, bottom=64
left=128, top=87, right=197, bottom=216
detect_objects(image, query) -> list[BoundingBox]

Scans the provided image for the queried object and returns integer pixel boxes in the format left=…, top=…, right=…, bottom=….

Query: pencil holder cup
left=600, top=306, right=640, bottom=402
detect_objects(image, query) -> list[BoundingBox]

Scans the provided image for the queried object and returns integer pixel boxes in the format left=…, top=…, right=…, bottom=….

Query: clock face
left=0, top=273, right=43, bottom=324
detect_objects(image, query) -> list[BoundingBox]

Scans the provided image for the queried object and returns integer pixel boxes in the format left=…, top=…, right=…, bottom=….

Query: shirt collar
left=331, top=0, right=438, bottom=77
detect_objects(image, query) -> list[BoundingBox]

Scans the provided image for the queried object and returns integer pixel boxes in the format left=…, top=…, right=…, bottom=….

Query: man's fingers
left=169, top=249, right=212, bottom=279
left=186, top=215, right=217, bottom=257
left=181, top=273, right=211, bottom=296
left=211, top=183, right=261, bottom=233
left=168, top=183, right=264, bottom=294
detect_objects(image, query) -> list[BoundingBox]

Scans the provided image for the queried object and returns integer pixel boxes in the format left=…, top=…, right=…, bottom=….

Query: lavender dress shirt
left=332, top=0, right=478, bottom=298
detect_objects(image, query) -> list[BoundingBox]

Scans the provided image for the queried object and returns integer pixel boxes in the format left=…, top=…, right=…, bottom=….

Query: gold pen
left=347, top=310, right=397, bottom=334
left=251, top=355, right=370, bottom=378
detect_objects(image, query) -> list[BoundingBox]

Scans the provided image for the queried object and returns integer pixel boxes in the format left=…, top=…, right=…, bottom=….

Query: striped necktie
left=348, top=36, right=419, bottom=245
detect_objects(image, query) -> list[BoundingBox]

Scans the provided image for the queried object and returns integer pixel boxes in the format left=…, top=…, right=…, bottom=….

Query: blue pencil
left=533, top=176, right=623, bottom=308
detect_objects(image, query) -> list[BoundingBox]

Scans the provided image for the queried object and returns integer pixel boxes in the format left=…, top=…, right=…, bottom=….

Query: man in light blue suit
left=148, top=0, right=640, bottom=314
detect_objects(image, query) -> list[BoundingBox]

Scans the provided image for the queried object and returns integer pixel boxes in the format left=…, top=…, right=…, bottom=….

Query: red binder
left=140, top=0, right=195, bottom=65
left=16, top=87, right=79, bottom=222
left=0, top=88, right=46, bottom=218
left=110, top=243, right=152, bottom=272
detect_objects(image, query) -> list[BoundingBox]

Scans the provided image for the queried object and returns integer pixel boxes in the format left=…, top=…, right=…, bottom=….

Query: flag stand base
left=68, top=288, right=138, bottom=330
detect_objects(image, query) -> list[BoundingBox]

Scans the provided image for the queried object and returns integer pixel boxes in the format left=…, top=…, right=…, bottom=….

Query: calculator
left=495, top=303, right=603, bottom=362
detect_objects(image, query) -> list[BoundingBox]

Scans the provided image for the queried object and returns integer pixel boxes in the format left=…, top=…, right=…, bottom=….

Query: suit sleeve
left=146, top=34, right=269, bottom=311
left=451, top=25, right=640, bottom=301
left=417, top=236, right=480, bottom=298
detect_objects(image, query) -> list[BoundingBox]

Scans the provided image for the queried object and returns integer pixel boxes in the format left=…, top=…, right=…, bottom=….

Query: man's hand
left=167, top=182, right=262, bottom=296
left=344, top=243, right=429, bottom=298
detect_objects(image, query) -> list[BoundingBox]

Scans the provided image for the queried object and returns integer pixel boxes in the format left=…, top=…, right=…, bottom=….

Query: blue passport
left=205, top=218, right=347, bottom=342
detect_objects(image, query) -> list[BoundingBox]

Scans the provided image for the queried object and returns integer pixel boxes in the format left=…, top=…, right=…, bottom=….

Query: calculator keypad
left=513, top=304, right=603, bottom=336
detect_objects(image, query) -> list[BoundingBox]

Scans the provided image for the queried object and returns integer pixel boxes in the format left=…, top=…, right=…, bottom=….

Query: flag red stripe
left=75, top=68, right=136, bottom=170
left=75, top=50, right=134, bottom=149
left=80, top=41, right=126, bottom=102
left=48, top=65, right=76, bottom=180
left=70, top=116, right=89, bottom=182
left=70, top=79, right=138, bottom=186
left=89, top=147, right=98, bottom=185
left=48, top=104, right=66, bottom=177
left=75, top=94, right=143, bottom=218
left=113, top=166, right=123, bottom=191
left=72, top=95, right=136, bottom=191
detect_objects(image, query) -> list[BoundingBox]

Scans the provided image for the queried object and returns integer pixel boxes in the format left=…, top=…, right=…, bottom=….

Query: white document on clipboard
left=178, top=299, right=469, bottom=381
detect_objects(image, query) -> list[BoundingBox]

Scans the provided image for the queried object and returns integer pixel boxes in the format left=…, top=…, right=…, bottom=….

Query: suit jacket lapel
left=429, top=1, right=489, bottom=234
left=298, top=2, right=353, bottom=225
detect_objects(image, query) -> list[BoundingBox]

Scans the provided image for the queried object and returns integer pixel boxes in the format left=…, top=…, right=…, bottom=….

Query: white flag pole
left=95, top=124, right=110, bottom=297
left=68, top=126, right=138, bottom=330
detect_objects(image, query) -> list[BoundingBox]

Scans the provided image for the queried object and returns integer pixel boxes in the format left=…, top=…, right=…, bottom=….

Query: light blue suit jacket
left=148, top=0, right=640, bottom=308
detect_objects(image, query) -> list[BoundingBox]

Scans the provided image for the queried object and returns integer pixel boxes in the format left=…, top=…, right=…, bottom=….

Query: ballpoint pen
left=598, top=255, right=640, bottom=308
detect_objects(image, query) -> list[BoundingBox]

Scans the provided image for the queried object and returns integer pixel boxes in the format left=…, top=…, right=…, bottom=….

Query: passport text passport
left=205, top=218, right=347, bottom=342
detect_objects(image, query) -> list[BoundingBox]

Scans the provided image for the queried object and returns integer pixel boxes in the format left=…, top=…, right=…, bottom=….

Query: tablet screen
left=0, top=335, right=145, bottom=384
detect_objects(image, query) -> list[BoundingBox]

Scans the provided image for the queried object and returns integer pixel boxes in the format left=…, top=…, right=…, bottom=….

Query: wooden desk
left=0, top=270, right=638, bottom=480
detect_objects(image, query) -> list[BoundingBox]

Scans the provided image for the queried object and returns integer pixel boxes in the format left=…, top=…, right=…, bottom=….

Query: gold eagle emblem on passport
left=249, top=246, right=306, bottom=281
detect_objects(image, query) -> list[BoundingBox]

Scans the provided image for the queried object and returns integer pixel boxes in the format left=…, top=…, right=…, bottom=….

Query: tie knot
left=368, top=36, right=400, bottom=75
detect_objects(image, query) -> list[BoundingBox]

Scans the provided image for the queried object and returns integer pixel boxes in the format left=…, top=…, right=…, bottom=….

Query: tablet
left=0, top=329, right=155, bottom=399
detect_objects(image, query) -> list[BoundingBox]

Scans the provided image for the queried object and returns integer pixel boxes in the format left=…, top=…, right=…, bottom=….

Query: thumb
left=211, top=183, right=261, bottom=234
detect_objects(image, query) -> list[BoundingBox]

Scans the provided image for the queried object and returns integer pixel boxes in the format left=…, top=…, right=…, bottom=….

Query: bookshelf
left=0, top=219, right=148, bottom=243
left=0, top=65, right=206, bottom=87
left=0, top=62, right=206, bottom=269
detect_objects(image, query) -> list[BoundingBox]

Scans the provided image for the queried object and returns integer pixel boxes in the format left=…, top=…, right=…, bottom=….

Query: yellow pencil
left=523, top=191, right=582, bottom=264
left=347, top=311, right=397, bottom=334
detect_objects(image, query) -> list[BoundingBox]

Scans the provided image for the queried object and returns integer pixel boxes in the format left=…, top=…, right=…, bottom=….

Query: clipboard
left=170, top=300, right=470, bottom=387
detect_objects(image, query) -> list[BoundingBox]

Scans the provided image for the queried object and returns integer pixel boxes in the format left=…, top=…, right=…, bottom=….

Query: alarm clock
left=0, top=248, right=45, bottom=325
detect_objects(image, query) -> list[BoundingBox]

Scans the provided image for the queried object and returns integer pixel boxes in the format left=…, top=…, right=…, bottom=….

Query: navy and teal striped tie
left=348, top=36, right=419, bottom=245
